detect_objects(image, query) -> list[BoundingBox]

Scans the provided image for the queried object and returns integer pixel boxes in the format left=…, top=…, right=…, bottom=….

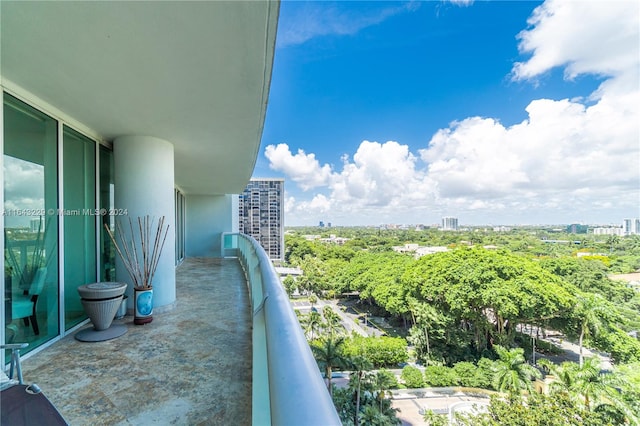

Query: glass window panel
left=100, top=146, right=115, bottom=281
left=63, top=126, right=96, bottom=330
left=3, top=93, right=60, bottom=356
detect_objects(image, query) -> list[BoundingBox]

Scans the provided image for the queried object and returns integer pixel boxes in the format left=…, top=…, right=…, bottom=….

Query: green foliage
left=282, top=275, right=296, bottom=297
left=455, top=393, right=612, bottom=426
left=342, top=335, right=408, bottom=368
left=540, top=256, right=635, bottom=304
left=609, top=254, right=640, bottom=273
left=423, top=410, right=448, bottom=426
left=491, top=345, right=541, bottom=396
left=616, top=362, right=640, bottom=388
left=332, top=384, right=401, bottom=426
left=400, top=365, right=424, bottom=388
left=616, top=362, right=640, bottom=419
left=594, top=327, right=640, bottom=363
left=539, top=357, right=639, bottom=424
left=284, top=235, right=318, bottom=264
left=452, top=361, right=491, bottom=387
left=424, top=365, right=457, bottom=387
left=322, top=305, right=345, bottom=336
left=331, top=362, right=402, bottom=426
left=289, top=226, right=639, bottom=420
left=402, top=247, right=574, bottom=357
left=374, top=369, right=400, bottom=390
left=475, top=358, right=497, bottom=390
left=311, top=336, right=348, bottom=397
left=336, top=250, right=415, bottom=316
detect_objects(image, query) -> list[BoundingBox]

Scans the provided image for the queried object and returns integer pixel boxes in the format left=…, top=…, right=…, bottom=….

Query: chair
left=12, top=267, right=47, bottom=335
left=1, top=343, right=68, bottom=425
left=1, top=342, right=28, bottom=390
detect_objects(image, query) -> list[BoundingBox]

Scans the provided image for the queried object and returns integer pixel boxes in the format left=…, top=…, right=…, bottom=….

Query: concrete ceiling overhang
left=1, top=1, right=279, bottom=195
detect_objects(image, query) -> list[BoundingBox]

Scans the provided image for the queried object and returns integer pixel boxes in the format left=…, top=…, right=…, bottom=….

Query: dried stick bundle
left=104, top=215, right=169, bottom=290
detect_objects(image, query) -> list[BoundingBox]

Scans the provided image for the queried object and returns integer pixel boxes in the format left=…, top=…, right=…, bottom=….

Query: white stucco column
left=113, top=136, right=176, bottom=311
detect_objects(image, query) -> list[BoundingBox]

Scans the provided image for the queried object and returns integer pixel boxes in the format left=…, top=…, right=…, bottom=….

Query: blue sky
left=254, top=0, right=640, bottom=227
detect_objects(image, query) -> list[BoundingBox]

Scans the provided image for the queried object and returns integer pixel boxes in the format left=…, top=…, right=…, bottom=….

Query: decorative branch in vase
left=104, top=215, right=169, bottom=324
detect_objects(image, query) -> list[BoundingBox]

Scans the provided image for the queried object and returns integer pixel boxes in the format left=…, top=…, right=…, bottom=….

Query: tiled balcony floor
left=17, top=258, right=252, bottom=425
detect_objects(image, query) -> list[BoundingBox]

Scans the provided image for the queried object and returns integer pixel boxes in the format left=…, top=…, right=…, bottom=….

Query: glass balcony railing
left=225, top=233, right=341, bottom=426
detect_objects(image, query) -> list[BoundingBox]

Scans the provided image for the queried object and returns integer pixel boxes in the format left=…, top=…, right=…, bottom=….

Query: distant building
left=622, top=218, right=640, bottom=235
left=442, top=216, right=459, bottom=231
left=238, top=178, right=284, bottom=261
left=319, top=221, right=325, bottom=227
left=567, top=224, right=588, bottom=234
left=319, top=235, right=349, bottom=245
left=593, top=227, right=624, bottom=236
left=392, top=244, right=449, bottom=258
left=274, top=266, right=303, bottom=278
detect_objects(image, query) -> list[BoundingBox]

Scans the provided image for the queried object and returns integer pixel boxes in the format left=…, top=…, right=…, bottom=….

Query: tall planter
left=134, top=287, right=153, bottom=325
left=104, top=216, right=168, bottom=326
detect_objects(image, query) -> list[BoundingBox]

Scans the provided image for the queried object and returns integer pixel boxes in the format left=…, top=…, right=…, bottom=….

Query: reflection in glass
left=63, top=126, right=96, bottom=330
left=100, top=146, right=115, bottom=281
left=3, top=93, right=59, bottom=358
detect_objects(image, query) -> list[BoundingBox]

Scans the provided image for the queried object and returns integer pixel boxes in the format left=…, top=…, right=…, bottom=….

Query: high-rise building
left=442, top=216, right=459, bottom=231
left=239, top=178, right=285, bottom=261
left=623, top=218, right=640, bottom=235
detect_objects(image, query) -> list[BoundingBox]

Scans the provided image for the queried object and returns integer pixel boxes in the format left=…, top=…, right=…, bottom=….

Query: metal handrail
left=235, top=233, right=341, bottom=426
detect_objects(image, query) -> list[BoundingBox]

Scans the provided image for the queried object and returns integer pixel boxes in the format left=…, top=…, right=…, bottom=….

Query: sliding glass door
left=3, top=93, right=60, bottom=351
left=62, top=126, right=96, bottom=330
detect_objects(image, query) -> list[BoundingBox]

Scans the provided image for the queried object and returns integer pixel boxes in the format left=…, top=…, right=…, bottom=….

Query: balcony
left=13, top=235, right=339, bottom=425
left=16, top=257, right=252, bottom=424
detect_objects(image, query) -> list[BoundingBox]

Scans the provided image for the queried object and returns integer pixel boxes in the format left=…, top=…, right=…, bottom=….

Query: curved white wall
left=185, top=194, right=237, bottom=257
left=113, top=135, right=176, bottom=310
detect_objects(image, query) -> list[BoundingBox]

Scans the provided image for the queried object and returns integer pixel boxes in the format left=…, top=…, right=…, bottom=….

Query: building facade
left=442, top=216, right=459, bottom=231
left=238, top=178, right=285, bottom=262
left=622, top=218, right=640, bottom=235
left=1, top=1, right=279, bottom=357
left=593, top=227, right=625, bottom=236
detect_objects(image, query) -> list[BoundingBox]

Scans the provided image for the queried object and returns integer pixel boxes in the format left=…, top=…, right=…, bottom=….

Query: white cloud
left=332, top=141, right=427, bottom=206
left=296, top=194, right=332, bottom=214
left=277, top=2, right=419, bottom=48
left=264, top=143, right=332, bottom=190
left=268, top=0, right=639, bottom=225
left=512, top=0, right=639, bottom=83
left=3, top=157, right=46, bottom=227
left=446, top=0, right=474, bottom=7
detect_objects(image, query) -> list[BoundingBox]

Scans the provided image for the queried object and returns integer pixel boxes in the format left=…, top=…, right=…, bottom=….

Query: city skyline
left=290, top=217, right=640, bottom=230
left=254, top=0, right=640, bottom=226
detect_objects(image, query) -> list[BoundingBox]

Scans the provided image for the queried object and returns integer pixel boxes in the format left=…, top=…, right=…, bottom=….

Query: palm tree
left=410, top=302, right=440, bottom=363
left=348, top=355, right=373, bottom=426
left=372, top=369, right=397, bottom=412
left=311, top=336, right=348, bottom=397
left=573, top=294, right=608, bottom=367
left=539, top=357, right=638, bottom=425
left=323, top=305, right=343, bottom=336
left=309, top=293, right=318, bottom=308
left=537, top=359, right=579, bottom=399
left=492, top=345, right=541, bottom=397
left=360, top=405, right=396, bottom=426
left=606, top=234, right=620, bottom=253
left=304, top=310, right=323, bottom=340
left=572, top=357, right=636, bottom=423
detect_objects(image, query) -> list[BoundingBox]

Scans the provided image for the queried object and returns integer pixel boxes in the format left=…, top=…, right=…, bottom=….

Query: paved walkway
left=18, top=258, right=252, bottom=425
left=391, top=388, right=491, bottom=426
left=290, top=298, right=382, bottom=336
